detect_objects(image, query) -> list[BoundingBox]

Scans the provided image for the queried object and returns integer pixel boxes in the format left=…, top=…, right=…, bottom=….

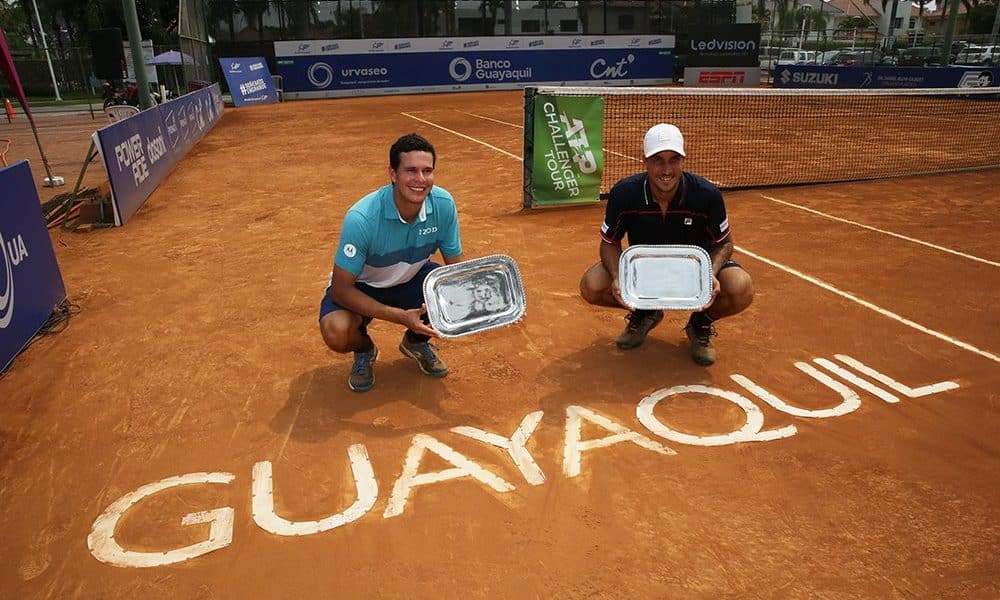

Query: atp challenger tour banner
left=93, top=84, right=224, bottom=226
left=529, top=94, right=604, bottom=206
left=0, top=161, right=67, bottom=373
left=275, top=35, right=674, bottom=98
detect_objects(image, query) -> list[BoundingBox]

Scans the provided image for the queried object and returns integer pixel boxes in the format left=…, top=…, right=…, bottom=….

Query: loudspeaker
left=90, top=28, right=125, bottom=81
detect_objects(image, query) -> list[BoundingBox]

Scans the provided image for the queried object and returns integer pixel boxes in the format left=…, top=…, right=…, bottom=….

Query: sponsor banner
left=0, top=161, right=67, bottom=373
left=684, top=67, right=761, bottom=87
left=218, top=56, right=278, bottom=106
left=686, top=24, right=761, bottom=68
left=774, top=65, right=1000, bottom=88
left=531, top=94, right=604, bottom=206
left=275, top=35, right=670, bottom=56
left=276, top=35, right=674, bottom=98
left=93, top=84, right=225, bottom=226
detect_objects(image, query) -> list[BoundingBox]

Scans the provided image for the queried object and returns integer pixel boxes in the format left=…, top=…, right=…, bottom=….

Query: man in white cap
left=578, top=123, right=755, bottom=365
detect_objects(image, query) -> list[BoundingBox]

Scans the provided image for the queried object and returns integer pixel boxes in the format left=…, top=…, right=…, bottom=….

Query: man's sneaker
left=684, top=323, right=717, bottom=366
left=399, top=335, right=449, bottom=377
left=616, top=310, right=664, bottom=349
left=348, top=345, right=378, bottom=392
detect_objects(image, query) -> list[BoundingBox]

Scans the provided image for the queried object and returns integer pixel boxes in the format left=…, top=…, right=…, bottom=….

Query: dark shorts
left=319, top=262, right=440, bottom=331
left=720, top=260, right=742, bottom=271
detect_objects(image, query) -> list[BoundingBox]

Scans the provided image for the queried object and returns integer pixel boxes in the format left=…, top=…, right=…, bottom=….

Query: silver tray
left=423, top=254, right=526, bottom=338
left=618, top=245, right=713, bottom=310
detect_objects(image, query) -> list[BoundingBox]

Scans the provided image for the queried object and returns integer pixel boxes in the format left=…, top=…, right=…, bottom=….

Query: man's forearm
left=600, top=241, right=623, bottom=280
left=708, top=240, right=734, bottom=275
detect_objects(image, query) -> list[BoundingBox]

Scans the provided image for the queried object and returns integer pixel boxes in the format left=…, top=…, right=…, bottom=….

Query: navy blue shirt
left=600, top=172, right=731, bottom=252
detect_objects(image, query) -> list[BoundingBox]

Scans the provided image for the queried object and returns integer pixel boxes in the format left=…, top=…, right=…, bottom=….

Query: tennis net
left=523, top=86, right=1000, bottom=198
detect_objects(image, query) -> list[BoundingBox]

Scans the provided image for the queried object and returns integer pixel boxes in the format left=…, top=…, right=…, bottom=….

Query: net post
left=522, top=86, right=536, bottom=209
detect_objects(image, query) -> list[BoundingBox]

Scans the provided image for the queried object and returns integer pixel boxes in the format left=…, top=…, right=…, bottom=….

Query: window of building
left=521, top=19, right=541, bottom=33
left=618, top=14, right=635, bottom=30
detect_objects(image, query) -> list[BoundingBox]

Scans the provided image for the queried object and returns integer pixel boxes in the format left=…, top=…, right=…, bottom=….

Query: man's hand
left=611, top=277, right=628, bottom=308
left=701, top=275, right=720, bottom=310
left=398, top=304, right=439, bottom=338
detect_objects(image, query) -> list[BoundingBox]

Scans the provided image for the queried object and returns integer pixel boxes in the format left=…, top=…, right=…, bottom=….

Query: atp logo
left=0, top=232, right=28, bottom=329
left=229, top=62, right=242, bottom=72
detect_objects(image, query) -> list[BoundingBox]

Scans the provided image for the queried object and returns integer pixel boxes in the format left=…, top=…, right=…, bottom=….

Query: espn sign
left=684, top=67, right=760, bottom=88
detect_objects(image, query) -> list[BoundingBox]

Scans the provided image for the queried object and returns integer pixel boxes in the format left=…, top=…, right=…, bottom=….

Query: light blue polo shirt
left=332, top=184, right=462, bottom=288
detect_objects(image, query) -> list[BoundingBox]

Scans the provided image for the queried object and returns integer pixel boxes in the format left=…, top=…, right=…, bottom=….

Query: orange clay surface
left=1, top=92, right=998, bottom=598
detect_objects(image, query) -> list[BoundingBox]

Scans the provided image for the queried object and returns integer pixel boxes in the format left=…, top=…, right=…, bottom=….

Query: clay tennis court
left=2, top=91, right=998, bottom=598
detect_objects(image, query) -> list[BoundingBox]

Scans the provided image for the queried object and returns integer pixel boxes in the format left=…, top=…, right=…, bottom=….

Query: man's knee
left=580, top=263, right=610, bottom=306
left=320, top=312, right=360, bottom=353
left=722, top=268, right=754, bottom=312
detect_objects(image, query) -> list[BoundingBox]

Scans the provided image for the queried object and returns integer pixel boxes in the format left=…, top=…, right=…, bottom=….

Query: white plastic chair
left=104, top=104, right=140, bottom=124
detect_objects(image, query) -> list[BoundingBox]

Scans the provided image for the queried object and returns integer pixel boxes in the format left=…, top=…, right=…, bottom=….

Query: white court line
left=405, top=111, right=999, bottom=363
left=736, top=245, right=999, bottom=363
left=452, top=110, right=642, bottom=164
left=760, top=194, right=1000, bottom=268
left=402, top=112, right=522, bottom=161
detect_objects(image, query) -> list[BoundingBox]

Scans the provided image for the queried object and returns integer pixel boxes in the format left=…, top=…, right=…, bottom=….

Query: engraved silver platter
left=618, top=244, right=713, bottom=310
left=423, top=254, right=526, bottom=338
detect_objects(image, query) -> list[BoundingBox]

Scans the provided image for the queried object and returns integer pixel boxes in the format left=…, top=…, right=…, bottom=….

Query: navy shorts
left=720, top=260, right=742, bottom=271
left=319, top=262, right=440, bottom=331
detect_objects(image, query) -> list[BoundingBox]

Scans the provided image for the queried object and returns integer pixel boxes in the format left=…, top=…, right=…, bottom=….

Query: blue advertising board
left=275, top=35, right=675, bottom=98
left=0, top=161, right=67, bottom=373
left=218, top=56, right=278, bottom=106
left=93, top=84, right=224, bottom=226
left=774, top=65, right=1000, bottom=89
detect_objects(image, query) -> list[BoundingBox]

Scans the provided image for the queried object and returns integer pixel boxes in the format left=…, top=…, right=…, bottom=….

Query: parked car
left=954, top=45, right=984, bottom=65
left=897, top=46, right=945, bottom=66
left=776, top=49, right=817, bottom=66
left=828, top=50, right=881, bottom=67
left=818, top=50, right=841, bottom=65
left=959, top=45, right=1000, bottom=66
left=759, top=46, right=794, bottom=70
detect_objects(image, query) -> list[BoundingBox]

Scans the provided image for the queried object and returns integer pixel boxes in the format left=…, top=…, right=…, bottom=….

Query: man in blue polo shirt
left=579, top=123, right=755, bottom=366
left=320, top=133, right=464, bottom=392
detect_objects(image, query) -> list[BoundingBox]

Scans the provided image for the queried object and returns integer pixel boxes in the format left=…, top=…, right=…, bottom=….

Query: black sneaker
left=399, top=335, right=449, bottom=377
left=615, top=310, right=664, bottom=349
left=348, top=345, right=378, bottom=392
left=684, top=323, right=717, bottom=366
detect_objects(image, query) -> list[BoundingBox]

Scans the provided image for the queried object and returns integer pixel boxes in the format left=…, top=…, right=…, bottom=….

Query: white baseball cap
left=643, top=123, right=685, bottom=158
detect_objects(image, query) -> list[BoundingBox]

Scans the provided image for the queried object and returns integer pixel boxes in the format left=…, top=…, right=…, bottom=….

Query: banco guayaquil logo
left=0, top=231, right=28, bottom=329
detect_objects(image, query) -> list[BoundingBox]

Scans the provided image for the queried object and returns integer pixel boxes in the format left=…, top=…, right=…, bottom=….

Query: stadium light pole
left=941, top=0, right=961, bottom=66
left=29, top=0, right=61, bottom=101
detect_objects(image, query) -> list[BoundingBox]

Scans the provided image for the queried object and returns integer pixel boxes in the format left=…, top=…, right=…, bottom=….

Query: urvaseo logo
left=0, top=231, right=28, bottom=329
left=321, top=43, right=339, bottom=52
left=308, top=62, right=335, bottom=89
left=698, top=70, right=746, bottom=85
left=394, top=41, right=411, bottom=50
left=228, top=62, right=242, bottom=73
left=529, top=40, right=544, bottom=47
left=449, top=57, right=472, bottom=82
left=463, top=40, right=480, bottom=48
left=590, top=54, right=635, bottom=79
left=295, top=43, right=311, bottom=54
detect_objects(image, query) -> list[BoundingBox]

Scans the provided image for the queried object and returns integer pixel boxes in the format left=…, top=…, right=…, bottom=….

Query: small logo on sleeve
left=719, top=217, right=729, bottom=232
left=684, top=218, right=693, bottom=225
left=601, top=222, right=609, bottom=234
left=343, top=244, right=357, bottom=258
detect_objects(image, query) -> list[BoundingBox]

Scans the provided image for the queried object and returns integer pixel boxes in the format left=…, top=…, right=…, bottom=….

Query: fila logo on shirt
left=683, top=218, right=693, bottom=225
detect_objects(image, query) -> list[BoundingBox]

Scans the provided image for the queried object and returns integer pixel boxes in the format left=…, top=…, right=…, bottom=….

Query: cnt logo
left=0, top=231, right=28, bottom=329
